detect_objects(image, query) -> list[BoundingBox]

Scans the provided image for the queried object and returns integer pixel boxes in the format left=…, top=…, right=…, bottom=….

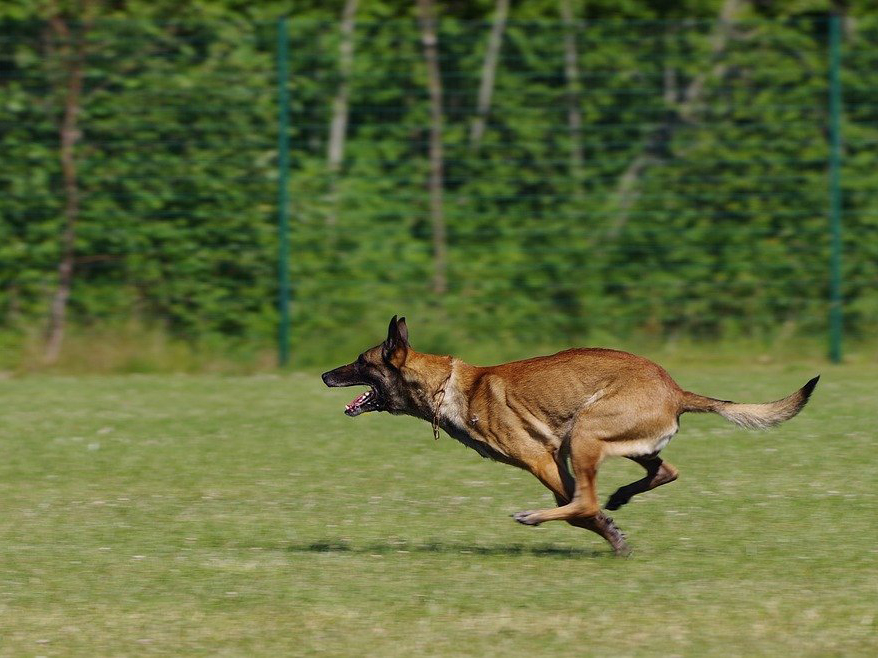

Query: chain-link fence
left=2, top=15, right=876, bottom=367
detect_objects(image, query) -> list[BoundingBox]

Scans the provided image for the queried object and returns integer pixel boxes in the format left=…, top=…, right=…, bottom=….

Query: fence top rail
left=0, top=14, right=857, bottom=31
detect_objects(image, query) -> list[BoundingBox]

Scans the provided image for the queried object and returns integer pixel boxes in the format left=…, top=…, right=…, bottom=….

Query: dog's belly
left=602, top=426, right=678, bottom=458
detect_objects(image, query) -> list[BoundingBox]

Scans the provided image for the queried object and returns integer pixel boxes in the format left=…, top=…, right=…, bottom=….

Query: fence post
left=827, top=14, right=843, bottom=364
left=277, top=17, right=291, bottom=367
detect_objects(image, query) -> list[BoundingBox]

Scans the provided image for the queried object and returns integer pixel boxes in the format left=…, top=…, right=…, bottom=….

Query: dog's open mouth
left=345, top=387, right=380, bottom=417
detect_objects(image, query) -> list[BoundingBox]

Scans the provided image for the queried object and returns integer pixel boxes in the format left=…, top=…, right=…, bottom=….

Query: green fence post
left=277, top=17, right=291, bottom=367
left=828, top=14, right=843, bottom=364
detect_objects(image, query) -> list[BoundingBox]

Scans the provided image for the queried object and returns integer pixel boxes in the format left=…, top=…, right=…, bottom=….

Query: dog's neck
left=400, top=352, right=477, bottom=425
left=398, top=352, right=450, bottom=419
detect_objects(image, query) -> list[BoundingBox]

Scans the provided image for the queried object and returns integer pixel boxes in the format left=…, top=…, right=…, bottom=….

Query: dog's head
left=321, top=315, right=410, bottom=416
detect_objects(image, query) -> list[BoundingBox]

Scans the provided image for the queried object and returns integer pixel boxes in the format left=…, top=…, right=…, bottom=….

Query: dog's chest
left=440, top=385, right=509, bottom=462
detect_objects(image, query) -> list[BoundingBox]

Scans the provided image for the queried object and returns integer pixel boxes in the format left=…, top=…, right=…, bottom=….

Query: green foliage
left=1, top=13, right=277, bottom=346
left=1, top=2, right=876, bottom=367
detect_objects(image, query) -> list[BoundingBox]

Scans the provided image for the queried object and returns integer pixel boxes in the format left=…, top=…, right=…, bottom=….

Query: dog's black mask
left=321, top=315, right=409, bottom=416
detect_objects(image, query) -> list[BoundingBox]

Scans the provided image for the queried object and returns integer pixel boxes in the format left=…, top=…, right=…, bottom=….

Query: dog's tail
left=680, top=376, right=819, bottom=430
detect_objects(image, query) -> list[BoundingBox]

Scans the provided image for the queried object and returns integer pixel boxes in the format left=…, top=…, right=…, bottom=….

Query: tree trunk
left=560, top=0, right=584, bottom=179
left=45, top=9, right=89, bottom=364
left=470, top=0, right=509, bottom=148
left=417, top=0, right=447, bottom=296
left=606, top=0, right=747, bottom=239
left=326, top=0, right=359, bottom=228
left=679, top=0, right=746, bottom=121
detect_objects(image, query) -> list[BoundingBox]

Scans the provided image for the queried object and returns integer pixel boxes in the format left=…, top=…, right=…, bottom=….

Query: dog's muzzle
left=322, top=368, right=382, bottom=416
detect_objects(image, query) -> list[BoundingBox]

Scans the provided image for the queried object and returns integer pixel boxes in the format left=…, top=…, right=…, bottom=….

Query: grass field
left=1, top=362, right=876, bottom=656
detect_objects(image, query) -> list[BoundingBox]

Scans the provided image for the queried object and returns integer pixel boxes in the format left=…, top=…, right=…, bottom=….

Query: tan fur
left=323, top=317, right=819, bottom=555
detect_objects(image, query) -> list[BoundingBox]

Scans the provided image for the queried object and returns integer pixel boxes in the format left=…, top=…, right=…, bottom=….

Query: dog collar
left=431, top=372, right=452, bottom=441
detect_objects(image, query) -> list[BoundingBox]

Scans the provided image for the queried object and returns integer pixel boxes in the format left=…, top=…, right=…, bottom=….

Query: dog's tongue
left=345, top=389, right=371, bottom=416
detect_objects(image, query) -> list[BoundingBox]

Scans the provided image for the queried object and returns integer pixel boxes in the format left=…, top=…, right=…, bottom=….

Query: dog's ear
left=383, top=315, right=409, bottom=367
left=386, top=315, right=399, bottom=343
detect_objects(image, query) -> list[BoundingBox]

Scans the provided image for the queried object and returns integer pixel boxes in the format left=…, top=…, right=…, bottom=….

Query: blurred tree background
left=1, top=0, right=876, bottom=369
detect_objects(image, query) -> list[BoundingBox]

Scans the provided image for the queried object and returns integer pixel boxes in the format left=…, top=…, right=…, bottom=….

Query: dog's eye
left=357, top=355, right=366, bottom=366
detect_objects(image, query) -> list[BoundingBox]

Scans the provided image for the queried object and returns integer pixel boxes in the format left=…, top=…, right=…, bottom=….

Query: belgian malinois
left=322, top=316, right=818, bottom=555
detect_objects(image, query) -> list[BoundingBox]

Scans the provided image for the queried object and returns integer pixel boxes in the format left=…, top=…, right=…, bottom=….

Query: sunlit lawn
left=0, top=362, right=875, bottom=655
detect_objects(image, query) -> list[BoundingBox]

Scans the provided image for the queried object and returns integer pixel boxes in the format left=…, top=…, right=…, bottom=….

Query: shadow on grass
left=288, top=539, right=607, bottom=559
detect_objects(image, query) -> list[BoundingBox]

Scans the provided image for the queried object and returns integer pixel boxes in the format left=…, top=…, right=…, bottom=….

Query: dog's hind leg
left=514, top=442, right=630, bottom=555
left=605, top=455, right=678, bottom=511
left=550, top=456, right=629, bottom=556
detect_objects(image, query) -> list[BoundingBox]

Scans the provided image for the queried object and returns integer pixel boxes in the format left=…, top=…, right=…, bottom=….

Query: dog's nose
left=321, top=371, right=332, bottom=386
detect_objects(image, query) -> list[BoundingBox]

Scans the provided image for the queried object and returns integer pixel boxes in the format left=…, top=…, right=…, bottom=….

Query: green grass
left=0, top=364, right=876, bottom=656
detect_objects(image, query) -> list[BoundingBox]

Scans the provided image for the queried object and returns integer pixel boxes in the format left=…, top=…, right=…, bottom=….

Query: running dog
left=322, top=316, right=818, bottom=555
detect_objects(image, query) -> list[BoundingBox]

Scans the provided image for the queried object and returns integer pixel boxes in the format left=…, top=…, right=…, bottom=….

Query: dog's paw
left=613, top=544, right=633, bottom=558
left=512, top=510, right=543, bottom=526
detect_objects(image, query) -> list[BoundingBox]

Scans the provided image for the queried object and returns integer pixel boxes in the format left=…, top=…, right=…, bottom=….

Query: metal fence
left=1, top=15, right=876, bottom=367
